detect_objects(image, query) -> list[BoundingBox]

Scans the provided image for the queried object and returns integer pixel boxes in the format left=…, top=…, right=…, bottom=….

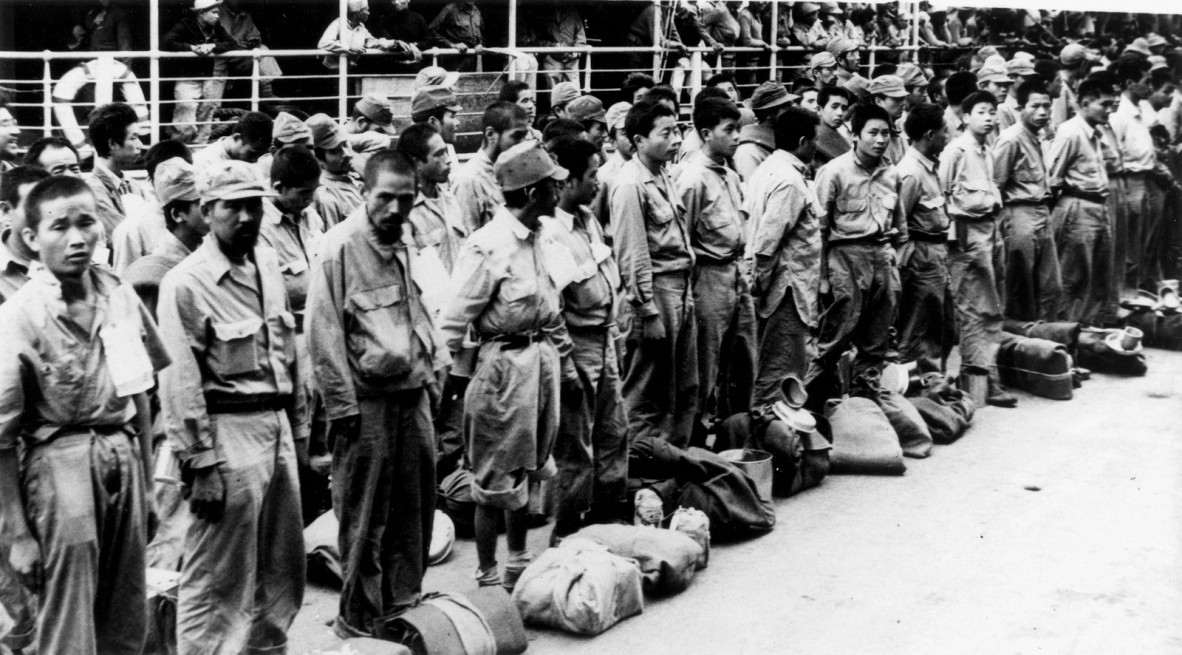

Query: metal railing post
left=769, top=0, right=779, bottom=82
left=508, top=0, right=517, bottom=81
left=651, top=0, right=661, bottom=79
left=339, top=0, right=349, bottom=119
left=149, top=0, right=160, bottom=143
left=583, top=50, right=592, bottom=95
left=690, top=50, right=703, bottom=101
left=41, top=53, right=52, bottom=138
left=250, top=53, right=260, bottom=112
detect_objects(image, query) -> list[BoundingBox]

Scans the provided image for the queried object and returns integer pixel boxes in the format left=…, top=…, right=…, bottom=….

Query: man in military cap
left=550, top=81, right=582, bottom=121
left=808, top=51, right=839, bottom=89
left=308, top=113, right=363, bottom=230
left=411, top=85, right=463, bottom=173
left=346, top=94, right=396, bottom=175
left=735, top=82, right=798, bottom=180
left=566, top=95, right=608, bottom=154
left=829, top=36, right=862, bottom=84
left=158, top=160, right=306, bottom=654
left=440, top=140, right=568, bottom=590
left=255, top=111, right=314, bottom=185
left=869, top=75, right=909, bottom=164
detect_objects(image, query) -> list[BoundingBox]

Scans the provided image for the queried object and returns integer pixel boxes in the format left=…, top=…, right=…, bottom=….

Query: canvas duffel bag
left=568, top=523, right=703, bottom=595
left=512, top=543, right=644, bottom=636
left=996, top=335, right=1074, bottom=400
left=824, top=397, right=905, bottom=475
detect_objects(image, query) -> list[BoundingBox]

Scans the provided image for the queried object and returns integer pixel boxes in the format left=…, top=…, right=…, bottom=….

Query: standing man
left=807, top=103, right=903, bottom=398
left=744, top=108, right=823, bottom=406
left=397, top=123, right=465, bottom=275
left=815, top=86, right=852, bottom=166
left=307, top=151, right=446, bottom=637
left=542, top=137, right=628, bottom=540
left=829, top=37, right=861, bottom=85
left=942, top=72, right=978, bottom=141
left=611, top=98, right=698, bottom=447
left=429, top=0, right=484, bottom=72
left=593, top=101, right=633, bottom=228
left=994, top=81, right=1062, bottom=322
left=735, top=82, right=797, bottom=180
left=1048, top=78, right=1117, bottom=324
left=161, top=0, right=236, bottom=144
left=85, top=102, right=146, bottom=243
left=453, top=102, right=531, bottom=235
left=895, top=103, right=956, bottom=372
left=0, top=167, right=49, bottom=303
left=940, top=91, right=1015, bottom=407
left=439, top=141, right=567, bottom=590
left=344, top=94, right=396, bottom=177
left=869, top=75, right=909, bottom=164
left=158, top=160, right=306, bottom=654
left=307, top=113, right=363, bottom=230
left=976, top=64, right=1014, bottom=144
left=1109, top=58, right=1159, bottom=292
left=0, top=175, right=169, bottom=654
left=522, top=2, right=587, bottom=88
left=675, top=98, right=755, bottom=434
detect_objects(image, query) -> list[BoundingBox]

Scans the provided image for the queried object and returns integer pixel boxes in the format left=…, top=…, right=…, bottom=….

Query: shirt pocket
left=953, top=182, right=994, bottom=214
left=347, top=285, right=413, bottom=380
left=1014, top=166, right=1042, bottom=184
left=209, top=317, right=263, bottom=377
left=648, top=196, right=676, bottom=227
left=502, top=276, right=538, bottom=303
left=836, top=196, right=868, bottom=221
left=268, top=311, right=297, bottom=364
left=871, top=190, right=897, bottom=225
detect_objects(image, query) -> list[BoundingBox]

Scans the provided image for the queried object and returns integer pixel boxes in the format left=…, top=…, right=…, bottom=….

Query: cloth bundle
left=512, top=541, right=645, bottom=636
left=995, top=334, right=1074, bottom=400
left=567, top=524, right=704, bottom=595
left=383, top=588, right=527, bottom=655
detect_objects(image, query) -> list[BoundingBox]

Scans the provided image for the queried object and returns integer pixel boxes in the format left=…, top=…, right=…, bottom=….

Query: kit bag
left=439, top=468, right=477, bottom=538
left=995, top=335, right=1074, bottom=400
left=381, top=592, right=499, bottom=655
left=512, top=543, right=644, bottom=636
left=909, top=396, right=968, bottom=445
left=568, top=524, right=703, bottom=595
left=867, top=388, right=933, bottom=459
left=676, top=447, right=776, bottom=537
left=667, top=507, right=711, bottom=569
left=715, top=411, right=831, bottom=498
left=1002, top=320, right=1082, bottom=348
left=824, top=397, right=905, bottom=475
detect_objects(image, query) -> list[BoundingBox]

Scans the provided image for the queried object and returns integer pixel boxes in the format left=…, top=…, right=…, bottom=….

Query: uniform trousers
left=693, top=260, right=756, bottom=421
left=753, top=289, right=815, bottom=407
left=807, top=242, right=899, bottom=385
left=177, top=409, right=304, bottom=655
left=1105, top=178, right=1128, bottom=318
left=1053, top=196, right=1112, bottom=323
left=334, top=389, right=435, bottom=634
left=949, top=218, right=1006, bottom=373
left=549, top=327, right=629, bottom=540
left=1121, top=172, right=1152, bottom=289
left=623, top=271, right=699, bottom=448
left=1000, top=204, right=1063, bottom=321
left=23, top=428, right=146, bottom=655
left=896, top=239, right=956, bottom=372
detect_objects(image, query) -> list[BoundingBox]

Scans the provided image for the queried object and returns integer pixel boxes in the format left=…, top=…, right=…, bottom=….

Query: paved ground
left=294, top=348, right=1182, bottom=655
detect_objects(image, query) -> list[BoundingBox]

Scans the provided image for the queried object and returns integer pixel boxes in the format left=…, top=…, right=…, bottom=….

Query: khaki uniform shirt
left=994, top=123, right=1050, bottom=204
left=815, top=150, right=905, bottom=242
left=1048, top=115, right=1110, bottom=194
left=0, top=233, right=31, bottom=304
left=307, top=207, right=446, bottom=421
left=541, top=206, right=620, bottom=330
left=610, top=158, right=694, bottom=319
left=674, top=150, right=746, bottom=263
left=314, top=170, right=364, bottom=230
left=743, top=150, right=822, bottom=324
left=593, top=150, right=628, bottom=229
left=260, top=199, right=324, bottom=317
left=157, top=235, right=304, bottom=468
left=938, top=132, right=1001, bottom=220
left=193, top=137, right=236, bottom=171
left=1110, top=95, right=1158, bottom=174
left=111, top=201, right=169, bottom=274
left=897, top=147, right=950, bottom=237
left=409, top=186, right=467, bottom=274
left=439, top=207, right=566, bottom=359
left=452, top=149, right=504, bottom=235
left=85, top=161, right=148, bottom=240
left=0, top=265, right=169, bottom=450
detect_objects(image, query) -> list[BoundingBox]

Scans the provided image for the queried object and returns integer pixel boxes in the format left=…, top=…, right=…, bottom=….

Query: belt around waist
left=1061, top=188, right=1108, bottom=204
left=567, top=323, right=613, bottom=335
left=204, top=393, right=293, bottom=415
left=29, top=424, right=130, bottom=448
left=1006, top=197, right=1051, bottom=207
left=909, top=230, right=948, bottom=244
left=829, top=234, right=890, bottom=247
left=1119, top=170, right=1152, bottom=178
left=694, top=252, right=741, bottom=267
left=483, top=331, right=548, bottom=349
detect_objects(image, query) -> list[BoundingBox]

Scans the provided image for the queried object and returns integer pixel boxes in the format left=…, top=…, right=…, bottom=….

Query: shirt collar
left=0, top=231, right=30, bottom=272
left=199, top=233, right=261, bottom=285
left=907, top=146, right=937, bottom=173
left=492, top=205, right=534, bottom=240
left=776, top=150, right=810, bottom=175
left=92, top=160, right=122, bottom=190
left=554, top=206, right=576, bottom=232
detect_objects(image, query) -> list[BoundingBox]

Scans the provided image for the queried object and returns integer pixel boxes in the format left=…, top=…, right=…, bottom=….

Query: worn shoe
left=475, top=564, right=502, bottom=588
left=503, top=551, right=534, bottom=592
left=986, top=381, right=1018, bottom=408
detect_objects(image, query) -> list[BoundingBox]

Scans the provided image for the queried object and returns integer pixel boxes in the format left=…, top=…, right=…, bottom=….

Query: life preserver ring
left=51, top=58, right=149, bottom=153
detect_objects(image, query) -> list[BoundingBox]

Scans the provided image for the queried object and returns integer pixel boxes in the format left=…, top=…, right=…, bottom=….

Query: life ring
left=51, top=58, right=149, bottom=153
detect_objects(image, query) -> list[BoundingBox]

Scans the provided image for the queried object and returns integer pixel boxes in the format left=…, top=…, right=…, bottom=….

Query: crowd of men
left=1, top=2, right=1182, bottom=653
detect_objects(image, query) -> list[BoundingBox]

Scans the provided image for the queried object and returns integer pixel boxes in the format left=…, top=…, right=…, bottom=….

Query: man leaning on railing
left=318, top=0, right=421, bottom=73
left=161, top=0, right=237, bottom=144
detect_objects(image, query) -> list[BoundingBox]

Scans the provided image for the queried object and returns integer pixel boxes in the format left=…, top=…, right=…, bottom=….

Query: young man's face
left=109, top=125, right=143, bottom=168
left=1021, top=92, right=1052, bottom=132
left=37, top=146, right=81, bottom=177
left=906, top=85, right=926, bottom=109
left=586, top=121, right=608, bottom=149
left=983, top=80, right=1012, bottom=104
left=0, top=108, right=18, bottom=161
left=418, top=133, right=452, bottom=184
left=812, top=67, right=836, bottom=87
left=1125, top=77, right=1150, bottom=104
left=365, top=169, right=415, bottom=244
left=611, top=127, right=634, bottom=159
left=197, top=6, right=220, bottom=26
left=820, top=95, right=849, bottom=129
left=173, top=200, right=210, bottom=238
left=3, top=181, right=40, bottom=247
left=434, top=110, right=459, bottom=144
left=800, top=90, right=819, bottom=113
left=566, top=154, right=601, bottom=206
left=232, top=135, right=269, bottom=163
left=322, top=143, right=353, bottom=175
left=841, top=50, right=860, bottom=71
left=1080, top=92, right=1116, bottom=126
left=515, top=89, right=537, bottom=123
left=491, top=118, right=530, bottom=159
left=702, top=116, right=740, bottom=160
left=716, top=82, right=739, bottom=103
left=965, top=101, right=997, bottom=137
left=274, top=178, right=320, bottom=215
left=875, top=95, right=905, bottom=120
left=27, top=192, right=101, bottom=279
left=205, top=197, right=264, bottom=257
left=636, top=115, right=682, bottom=164
left=854, top=118, right=890, bottom=161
